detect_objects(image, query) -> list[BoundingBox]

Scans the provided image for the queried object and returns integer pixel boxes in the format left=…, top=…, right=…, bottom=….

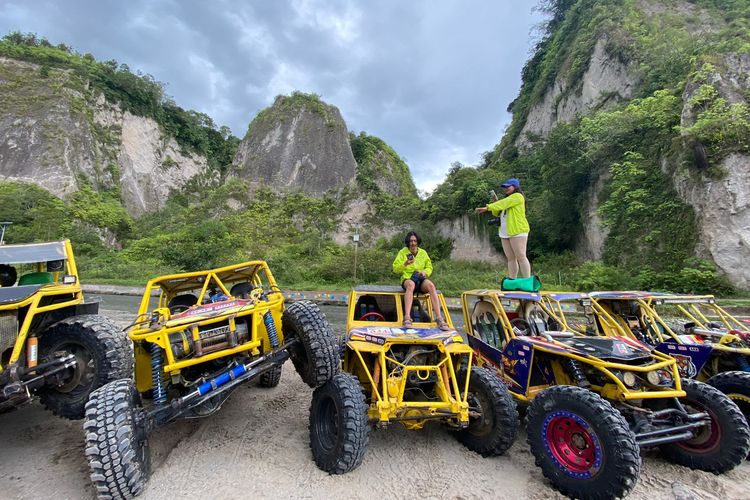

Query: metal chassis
left=344, top=338, right=472, bottom=426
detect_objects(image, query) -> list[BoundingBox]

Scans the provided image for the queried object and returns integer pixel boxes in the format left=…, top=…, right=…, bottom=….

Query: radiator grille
left=0, top=312, right=18, bottom=355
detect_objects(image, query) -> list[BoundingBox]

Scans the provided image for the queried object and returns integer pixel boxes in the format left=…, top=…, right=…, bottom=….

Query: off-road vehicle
left=462, top=289, right=750, bottom=500
left=310, top=285, right=518, bottom=474
left=589, top=291, right=750, bottom=424
left=84, top=261, right=340, bottom=499
left=0, top=239, right=130, bottom=418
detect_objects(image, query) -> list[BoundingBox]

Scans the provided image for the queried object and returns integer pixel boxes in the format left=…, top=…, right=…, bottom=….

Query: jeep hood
left=559, top=336, right=652, bottom=360
left=528, top=335, right=652, bottom=361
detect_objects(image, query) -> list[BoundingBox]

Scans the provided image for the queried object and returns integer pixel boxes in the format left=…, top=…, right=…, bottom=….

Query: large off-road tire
left=84, top=379, right=150, bottom=500
left=258, top=365, right=282, bottom=388
left=310, top=373, right=369, bottom=474
left=659, top=379, right=750, bottom=472
left=527, top=386, right=640, bottom=500
left=454, top=367, right=518, bottom=456
left=38, top=314, right=133, bottom=419
left=707, top=370, right=750, bottom=421
left=283, top=301, right=339, bottom=388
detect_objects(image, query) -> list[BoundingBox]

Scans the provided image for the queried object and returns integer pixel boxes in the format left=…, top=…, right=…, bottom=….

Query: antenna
left=0, top=222, right=12, bottom=245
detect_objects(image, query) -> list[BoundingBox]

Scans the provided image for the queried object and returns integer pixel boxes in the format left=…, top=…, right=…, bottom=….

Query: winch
left=169, top=320, right=250, bottom=359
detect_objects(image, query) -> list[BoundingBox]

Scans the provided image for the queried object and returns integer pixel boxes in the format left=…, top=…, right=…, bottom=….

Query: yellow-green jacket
left=487, top=193, right=530, bottom=236
left=392, top=247, right=433, bottom=282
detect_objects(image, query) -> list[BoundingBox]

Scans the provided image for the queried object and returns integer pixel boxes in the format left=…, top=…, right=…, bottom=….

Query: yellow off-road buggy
left=0, top=239, right=130, bottom=418
left=462, top=290, right=750, bottom=500
left=309, top=285, right=518, bottom=474
left=84, top=261, right=340, bottom=499
left=589, top=291, right=750, bottom=428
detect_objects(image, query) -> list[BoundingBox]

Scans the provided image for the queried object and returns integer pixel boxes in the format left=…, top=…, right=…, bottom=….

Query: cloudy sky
left=0, top=1, right=542, bottom=193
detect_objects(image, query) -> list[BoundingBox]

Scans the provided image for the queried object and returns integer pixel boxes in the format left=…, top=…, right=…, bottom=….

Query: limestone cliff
left=672, top=53, right=750, bottom=287
left=232, top=93, right=357, bottom=196
left=436, top=215, right=505, bottom=264
left=517, top=37, right=637, bottom=148
left=0, top=57, right=208, bottom=217
left=494, top=0, right=750, bottom=287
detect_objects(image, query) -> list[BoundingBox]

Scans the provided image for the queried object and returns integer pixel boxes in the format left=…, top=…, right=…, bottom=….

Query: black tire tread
left=39, top=314, right=133, bottom=419
left=258, top=365, right=283, bottom=388
left=283, top=301, right=339, bottom=387
left=707, top=370, right=750, bottom=418
left=661, top=378, right=750, bottom=473
left=83, top=379, right=148, bottom=500
left=309, top=372, right=369, bottom=474
left=527, top=385, right=640, bottom=500
left=455, top=367, right=519, bottom=456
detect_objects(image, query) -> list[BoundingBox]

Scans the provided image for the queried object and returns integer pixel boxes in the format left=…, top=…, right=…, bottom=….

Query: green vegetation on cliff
left=350, top=132, right=418, bottom=197
left=246, top=92, right=340, bottom=134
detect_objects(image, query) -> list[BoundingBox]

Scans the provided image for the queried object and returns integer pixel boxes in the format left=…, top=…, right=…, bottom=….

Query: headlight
left=646, top=369, right=673, bottom=386
left=646, top=371, right=661, bottom=386
left=621, top=371, right=638, bottom=388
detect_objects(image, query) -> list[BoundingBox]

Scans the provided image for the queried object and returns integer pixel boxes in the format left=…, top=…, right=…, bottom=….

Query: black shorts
left=402, top=272, right=425, bottom=292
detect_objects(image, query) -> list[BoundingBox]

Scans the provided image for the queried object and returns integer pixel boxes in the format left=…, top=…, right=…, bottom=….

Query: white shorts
left=501, top=232, right=528, bottom=239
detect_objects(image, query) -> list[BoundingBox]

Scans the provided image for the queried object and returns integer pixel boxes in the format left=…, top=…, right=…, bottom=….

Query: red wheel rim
left=543, top=411, right=601, bottom=477
left=677, top=405, right=721, bottom=453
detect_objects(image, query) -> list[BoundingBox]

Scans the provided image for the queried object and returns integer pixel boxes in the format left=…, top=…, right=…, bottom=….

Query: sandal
left=437, top=319, right=451, bottom=331
left=403, top=318, right=413, bottom=327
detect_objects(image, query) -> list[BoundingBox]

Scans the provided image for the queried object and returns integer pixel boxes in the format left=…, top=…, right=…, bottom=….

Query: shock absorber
left=151, top=343, right=167, bottom=405
left=737, top=355, right=750, bottom=372
left=564, top=358, right=590, bottom=388
left=263, top=311, right=280, bottom=349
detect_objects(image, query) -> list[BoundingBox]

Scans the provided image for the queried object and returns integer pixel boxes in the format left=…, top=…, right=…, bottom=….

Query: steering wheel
left=359, top=312, right=385, bottom=322
left=510, top=318, right=531, bottom=336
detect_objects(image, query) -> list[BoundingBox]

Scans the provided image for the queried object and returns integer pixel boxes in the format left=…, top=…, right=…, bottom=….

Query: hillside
left=428, top=0, right=749, bottom=291
left=0, top=33, right=452, bottom=291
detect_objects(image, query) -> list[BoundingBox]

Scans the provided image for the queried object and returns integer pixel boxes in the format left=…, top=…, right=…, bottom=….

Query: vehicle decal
left=172, top=299, right=254, bottom=319
left=349, top=326, right=456, bottom=345
left=504, top=339, right=533, bottom=392
left=655, top=341, right=712, bottom=377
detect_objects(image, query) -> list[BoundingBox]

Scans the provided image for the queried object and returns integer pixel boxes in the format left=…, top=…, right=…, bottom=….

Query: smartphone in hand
left=489, top=189, right=498, bottom=201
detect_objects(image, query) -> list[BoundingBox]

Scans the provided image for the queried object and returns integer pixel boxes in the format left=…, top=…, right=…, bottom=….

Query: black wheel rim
left=315, top=394, right=340, bottom=453
left=467, top=389, right=493, bottom=436
left=55, top=340, right=95, bottom=393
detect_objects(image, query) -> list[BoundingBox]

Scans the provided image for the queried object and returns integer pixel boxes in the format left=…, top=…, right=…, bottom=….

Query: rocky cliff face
left=517, top=38, right=637, bottom=148
left=232, top=94, right=356, bottom=196
left=0, top=57, right=208, bottom=217
left=437, top=215, right=505, bottom=264
left=108, top=108, right=208, bottom=216
left=672, top=52, right=750, bottom=287
left=508, top=1, right=750, bottom=288
left=574, top=173, right=609, bottom=261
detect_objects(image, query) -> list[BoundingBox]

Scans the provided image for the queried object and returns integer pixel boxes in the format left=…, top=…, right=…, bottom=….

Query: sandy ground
left=2, top=309, right=750, bottom=499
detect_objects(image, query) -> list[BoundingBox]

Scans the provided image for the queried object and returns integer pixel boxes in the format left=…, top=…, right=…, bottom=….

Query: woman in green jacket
left=392, top=231, right=451, bottom=330
left=475, top=178, right=531, bottom=278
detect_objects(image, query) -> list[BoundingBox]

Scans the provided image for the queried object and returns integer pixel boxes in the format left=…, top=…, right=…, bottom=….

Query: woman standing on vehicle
left=475, top=178, right=531, bottom=278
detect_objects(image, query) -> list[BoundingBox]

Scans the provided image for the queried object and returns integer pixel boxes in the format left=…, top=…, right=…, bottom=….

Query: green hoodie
left=392, top=247, right=433, bottom=282
left=487, top=192, right=530, bottom=236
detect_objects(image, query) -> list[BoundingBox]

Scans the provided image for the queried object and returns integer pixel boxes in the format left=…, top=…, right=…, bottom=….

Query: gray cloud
left=0, top=0, right=542, bottom=192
